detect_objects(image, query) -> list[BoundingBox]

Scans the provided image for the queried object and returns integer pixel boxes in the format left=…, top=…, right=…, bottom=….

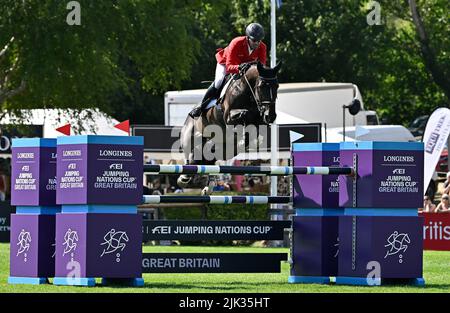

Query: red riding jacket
left=215, top=36, right=267, bottom=74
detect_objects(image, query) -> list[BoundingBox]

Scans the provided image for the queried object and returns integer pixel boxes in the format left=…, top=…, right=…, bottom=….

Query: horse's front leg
left=177, top=140, right=214, bottom=190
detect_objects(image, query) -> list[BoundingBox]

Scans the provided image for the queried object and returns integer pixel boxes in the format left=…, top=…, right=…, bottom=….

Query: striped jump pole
left=143, top=165, right=354, bottom=176
left=142, top=195, right=292, bottom=204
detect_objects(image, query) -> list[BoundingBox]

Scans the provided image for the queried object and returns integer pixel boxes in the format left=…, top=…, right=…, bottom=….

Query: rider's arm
left=225, top=39, right=241, bottom=74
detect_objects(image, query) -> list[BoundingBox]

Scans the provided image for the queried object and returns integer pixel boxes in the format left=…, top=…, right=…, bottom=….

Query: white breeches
left=214, top=63, right=227, bottom=89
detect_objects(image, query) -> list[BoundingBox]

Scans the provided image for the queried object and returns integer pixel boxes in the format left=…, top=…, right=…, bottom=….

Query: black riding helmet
left=246, top=23, right=265, bottom=41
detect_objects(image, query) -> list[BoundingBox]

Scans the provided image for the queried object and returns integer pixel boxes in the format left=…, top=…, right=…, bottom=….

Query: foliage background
left=0, top=0, right=448, bottom=126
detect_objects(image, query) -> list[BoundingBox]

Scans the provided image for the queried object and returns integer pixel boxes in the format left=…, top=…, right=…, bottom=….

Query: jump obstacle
left=8, top=136, right=425, bottom=287
left=143, top=164, right=354, bottom=176
left=142, top=195, right=292, bottom=204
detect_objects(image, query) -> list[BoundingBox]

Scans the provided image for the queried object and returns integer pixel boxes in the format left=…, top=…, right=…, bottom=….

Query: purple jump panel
left=292, top=143, right=340, bottom=208
left=9, top=214, right=56, bottom=278
left=55, top=213, right=142, bottom=280
left=338, top=215, right=423, bottom=279
left=9, top=138, right=59, bottom=285
left=56, top=135, right=144, bottom=205
left=339, top=141, right=424, bottom=208
left=290, top=216, right=339, bottom=277
left=11, top=139, right=57, bottom=206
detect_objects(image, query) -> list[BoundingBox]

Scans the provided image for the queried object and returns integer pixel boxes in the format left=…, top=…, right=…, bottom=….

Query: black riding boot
left=189, top=84, right=218, bottom=118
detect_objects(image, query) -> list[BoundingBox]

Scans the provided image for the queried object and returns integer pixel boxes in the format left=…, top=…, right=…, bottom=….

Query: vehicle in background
left=165, top=82, right=379, bottom=127
left=325, top=125, right=416, bottom=143
left=408, top=115, right=429, bottom=138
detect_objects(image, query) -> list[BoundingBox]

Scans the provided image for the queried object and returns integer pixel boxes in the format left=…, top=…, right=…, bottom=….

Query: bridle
left=242, top=73, right=278, bottom=117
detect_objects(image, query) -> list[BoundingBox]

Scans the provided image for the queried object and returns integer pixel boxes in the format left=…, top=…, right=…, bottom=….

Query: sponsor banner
left=56, top=140, right=143, bottom=205
left=421, top=212, right=450, bottom=251
left=0, top=201, right=14, bottom=243
left=142, top=253, right=288, bottom=273
left=142, top=220, right=291, bottom=241
left=422, top=107, right=450, bottom=194
left=0, top=125, right=43, bottom=154
left=131, top=124, right=321, bottom=152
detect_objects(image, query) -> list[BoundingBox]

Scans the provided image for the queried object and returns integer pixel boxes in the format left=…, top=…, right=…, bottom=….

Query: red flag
left=56, top=123, right=71, bottom=136
left=114, top=120, right=130, bottom=135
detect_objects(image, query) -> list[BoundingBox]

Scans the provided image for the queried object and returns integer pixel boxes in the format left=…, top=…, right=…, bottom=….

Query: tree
left=228, top=0, right=449, bottom=124
left=0, top=0, right=202, bottom=123
left=408, top=0, right=450, bottom=101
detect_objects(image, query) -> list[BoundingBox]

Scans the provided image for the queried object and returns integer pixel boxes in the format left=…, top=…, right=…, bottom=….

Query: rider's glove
left=238, top=62, right=251, bottom=74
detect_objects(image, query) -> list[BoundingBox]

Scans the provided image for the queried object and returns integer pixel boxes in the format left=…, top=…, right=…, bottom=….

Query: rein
left=242, top=73, right=277, bottom=115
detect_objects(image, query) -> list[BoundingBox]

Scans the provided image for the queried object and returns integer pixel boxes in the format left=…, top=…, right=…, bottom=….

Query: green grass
left=0, top=243, right=449, bottom=293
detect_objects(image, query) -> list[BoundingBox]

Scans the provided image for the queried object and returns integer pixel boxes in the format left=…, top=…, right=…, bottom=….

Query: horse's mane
left=246, top=62, right=278, bottom=80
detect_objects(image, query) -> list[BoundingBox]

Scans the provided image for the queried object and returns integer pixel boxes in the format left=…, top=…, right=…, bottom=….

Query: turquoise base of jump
left=295, top=208, right=344, bottom=216
left=8, top=276, right=49, bottom=285
left=343, top=208, right=418, bottom=217
left=101, top=277, right=144, bottom=287
left=335, top=277, right=425, bottom=286
left=53, top=277, right=96, bottom=287
left=61, top=205, right=137, bottom=214
left=52, top=277, right=144, bottom=287
left=288, top=275, right=331, bottom=284
left=15, top=206, right=61, bottom=215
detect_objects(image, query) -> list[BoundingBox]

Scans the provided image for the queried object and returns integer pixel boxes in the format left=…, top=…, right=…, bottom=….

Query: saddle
left=205, top=69, right=251, bottom=125
left=216, top=74, right=234, bottom=104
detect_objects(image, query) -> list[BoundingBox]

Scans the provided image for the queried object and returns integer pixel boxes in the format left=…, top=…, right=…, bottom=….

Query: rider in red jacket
left=189, top=23, right=267, bottom=119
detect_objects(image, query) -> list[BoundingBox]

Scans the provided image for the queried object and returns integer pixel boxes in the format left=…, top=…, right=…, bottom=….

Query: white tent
left=0, top=108, right=127, bottom=138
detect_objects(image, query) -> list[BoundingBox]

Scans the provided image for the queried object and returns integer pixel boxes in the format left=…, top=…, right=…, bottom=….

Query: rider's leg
left=189, top=63, right=226, bottom=118
left=189, top=83, right=216, bottom=118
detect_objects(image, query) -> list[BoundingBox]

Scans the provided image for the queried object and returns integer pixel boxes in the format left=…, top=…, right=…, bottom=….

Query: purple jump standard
left=289, top=143, right=343, bottom=284
left=9, top=138, right=60, bottom=285
left=53, top=135, right=144, bottom=287
left=339, top=141, right=424, bottom=208
left=336, top=141, right=425, bottom=286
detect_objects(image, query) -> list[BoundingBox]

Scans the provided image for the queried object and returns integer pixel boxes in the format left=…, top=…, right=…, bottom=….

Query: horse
left=177, top=61, right=281, bottom=190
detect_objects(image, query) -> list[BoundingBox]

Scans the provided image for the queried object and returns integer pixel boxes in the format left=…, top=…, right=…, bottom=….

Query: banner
left=0, top=125, right=43, bottom=154
left=142, top=253, right=288, bottom=273
left=422, top=107, right=450, bottom=194
left=0, top=201, right=14, bottom=242
left=421, top=212, right=450, bottom=251
left=142, top=220, right=291, bottom=241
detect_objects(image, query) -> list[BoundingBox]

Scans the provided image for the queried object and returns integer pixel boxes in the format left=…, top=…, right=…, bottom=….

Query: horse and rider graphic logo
left=100, top=229, right=129, bottom=263
left=62, top=228, right=79, bottom=257
left=384, top=231, right=411, bottom=263
left=17, top=229, right=32, bottom=262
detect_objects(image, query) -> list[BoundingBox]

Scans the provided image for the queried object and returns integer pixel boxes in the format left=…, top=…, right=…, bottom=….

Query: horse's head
left=254, top=61, right=281, bottom=124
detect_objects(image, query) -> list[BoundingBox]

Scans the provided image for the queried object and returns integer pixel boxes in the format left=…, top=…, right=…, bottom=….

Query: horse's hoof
left=201, top=186, right=210, bottom=196
left=201, top=181, right=215, bottom=196
left=177, top=175, right=192, bottom=188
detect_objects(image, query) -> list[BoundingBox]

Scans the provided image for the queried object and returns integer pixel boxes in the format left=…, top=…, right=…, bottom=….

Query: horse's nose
left=264, top=112, right=276, bottom=124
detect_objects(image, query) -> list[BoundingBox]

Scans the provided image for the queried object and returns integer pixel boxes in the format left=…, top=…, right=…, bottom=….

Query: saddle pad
left=205, top=98, right=217, bottom=110
left=219, top=78, right=233, bottom=99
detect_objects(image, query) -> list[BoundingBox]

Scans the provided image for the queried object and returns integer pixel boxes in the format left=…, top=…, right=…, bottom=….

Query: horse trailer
left=164, top=82, right=379, bottom=129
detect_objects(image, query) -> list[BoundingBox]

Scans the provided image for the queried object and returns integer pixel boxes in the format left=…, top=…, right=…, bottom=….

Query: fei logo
left=384, top=231, right=410, bottom=263
left=392, top=168, right=405, bottom=174
left=16, top=229, right=32, bottom=262
left=100, top=229, right=129, bottom=263
left=152, top=226, right=171, bottom=234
